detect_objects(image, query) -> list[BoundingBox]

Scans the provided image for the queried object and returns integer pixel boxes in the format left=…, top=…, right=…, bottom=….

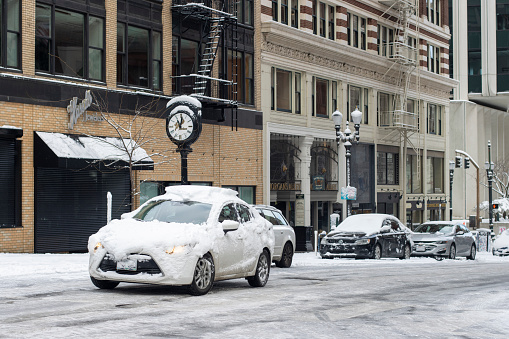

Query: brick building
left=0, top=0, right=263, bottom=253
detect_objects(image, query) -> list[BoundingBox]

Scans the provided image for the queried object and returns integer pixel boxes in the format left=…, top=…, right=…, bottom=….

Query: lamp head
left=351, top=108, right=362, bottom=125
left=449, top=160, right=455, bottom=171
left=332, top=110, right=343, bottom=127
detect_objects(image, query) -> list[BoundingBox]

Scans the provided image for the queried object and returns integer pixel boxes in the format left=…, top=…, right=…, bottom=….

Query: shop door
left=35, top=168, right=130, bottom=253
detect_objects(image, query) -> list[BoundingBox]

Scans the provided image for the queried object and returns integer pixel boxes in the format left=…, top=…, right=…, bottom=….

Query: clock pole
left=177, top=144, right=192, bottom=185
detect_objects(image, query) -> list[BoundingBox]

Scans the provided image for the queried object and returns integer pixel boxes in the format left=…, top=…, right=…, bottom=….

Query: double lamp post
left=333, top=108, right=362, bottom=218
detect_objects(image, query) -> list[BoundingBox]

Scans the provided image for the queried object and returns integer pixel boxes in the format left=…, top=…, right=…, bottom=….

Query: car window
left=237, top=204, right=252, bottom=223
left=218, top=203, right=239, bottom=223
left=272, top=210, right=288, bottom=226
left=454, top=225, right=462, bottom=233
left=460, top=225, right=470, bottom=233
left=390, top=220, right=400, bottom=232
left=258, top=209, right=283, bottom=225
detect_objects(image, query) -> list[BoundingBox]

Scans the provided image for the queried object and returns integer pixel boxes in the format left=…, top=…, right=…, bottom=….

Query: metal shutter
left=35, top=168, right=131, bottom=253
left=0, top=138, right=16, bottom=226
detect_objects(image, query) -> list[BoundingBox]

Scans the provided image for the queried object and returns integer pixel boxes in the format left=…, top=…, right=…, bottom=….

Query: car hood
left=88, top=218, right=223, bottom=261
left=412, top=233, right=451, bottom=242
left=493, top=235, right=509, bottom=249
left=326, top=231, right=369, bottom=239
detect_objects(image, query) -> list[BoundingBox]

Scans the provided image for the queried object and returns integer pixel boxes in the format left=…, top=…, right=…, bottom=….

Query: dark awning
left=0, top=126, right=23, bottom=138
left=34, top=131, right=154, bottom=170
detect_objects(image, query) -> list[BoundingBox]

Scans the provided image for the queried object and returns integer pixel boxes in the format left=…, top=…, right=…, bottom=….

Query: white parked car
left=493, top=230, right=509, bottom=256
left=254, top=205, right=296, bottom=268
left=88, top=186, right=275, bottom=295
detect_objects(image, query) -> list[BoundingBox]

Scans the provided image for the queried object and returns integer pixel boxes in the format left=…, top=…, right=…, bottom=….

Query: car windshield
left=414, top=224, right=454, bottom=234
left=133, top=200, right=212, bottom=224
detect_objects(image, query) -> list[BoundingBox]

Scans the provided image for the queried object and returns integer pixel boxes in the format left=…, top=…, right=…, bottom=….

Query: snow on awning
left=34, top=131, right=154, bottom=170
left=0, top=125, right=23, bottom=138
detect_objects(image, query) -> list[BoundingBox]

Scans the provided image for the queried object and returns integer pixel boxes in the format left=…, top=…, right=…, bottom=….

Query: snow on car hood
left=494, top=231, right=509, bottom=249
left=88, top=218, right=224, bottom=261
left=327, top=214, right=391, bottom=237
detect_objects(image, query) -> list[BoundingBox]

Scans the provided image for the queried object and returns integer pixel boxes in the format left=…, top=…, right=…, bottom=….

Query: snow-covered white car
left=88, top=186, right=275, bottom=295
left=254, top=205, right=296, bottom=268
left=493, top=230, right=509, bottom=256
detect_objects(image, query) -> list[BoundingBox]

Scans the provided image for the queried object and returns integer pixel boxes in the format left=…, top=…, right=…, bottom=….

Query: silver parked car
left=255, top=205, right=296, bottom=268
left=412, top=221, right=476, bottom=260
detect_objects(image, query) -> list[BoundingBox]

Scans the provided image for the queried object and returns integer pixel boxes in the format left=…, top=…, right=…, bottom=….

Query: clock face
left=168, top=112, right=194, bottom=142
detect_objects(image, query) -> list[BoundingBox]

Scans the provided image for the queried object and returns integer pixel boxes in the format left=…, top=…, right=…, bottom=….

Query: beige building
left=260, top=0, right=456, bottom=235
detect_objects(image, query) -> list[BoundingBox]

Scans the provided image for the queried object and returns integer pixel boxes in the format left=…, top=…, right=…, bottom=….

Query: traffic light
left=464, top=157, right=470, bottom=169
left=493, top=203, right=499, bottom=210
left=455, top=156, right=462, bottom=168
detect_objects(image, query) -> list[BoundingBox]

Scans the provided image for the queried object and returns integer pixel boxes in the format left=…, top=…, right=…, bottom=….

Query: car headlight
left=93, top=242, right=103, bottom=253
left=354, top=239, right=371, bottom=245
left=435, top=240, right=448, bottom=244
left=166, top=245, right=190, bottom=255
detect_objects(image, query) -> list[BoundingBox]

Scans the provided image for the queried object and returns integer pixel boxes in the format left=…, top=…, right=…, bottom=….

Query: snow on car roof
left=330, top=214, right=397, bottom=236
left=161, top=185, right=239, bottom=204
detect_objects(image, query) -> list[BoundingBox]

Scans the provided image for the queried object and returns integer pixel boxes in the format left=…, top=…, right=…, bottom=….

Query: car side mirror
left=380, top=226, right=391, bottom=233
left=222, top=220, right=240, bottom=233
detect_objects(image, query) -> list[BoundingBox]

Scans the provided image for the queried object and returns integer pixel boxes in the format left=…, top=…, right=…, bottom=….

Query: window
left=377, top=152, right=399, bottom=185
left=377, top=92, right=394, bottom=126
left=314, top=77, right=328, bottom=117
left=348, top=13, right=366, bottom=50
left=271, top=67, right=301, bottom=114
left=328, top=5, right=334, bottom=40
left=225, top=50, right=254, bottom=104
left=427, top=156, right=444, bottom=194
left=219, top=203, right=239, bottom=222
left=117, top=0, right=162, bottom=89
left=347, top=85, right=369, bottom=124
left=117, top=24, right=161, bottom=89
left=0, top=0, right=21, bottom=69
left=468, top=1, right=481, bottom=93
left=35, top=2, right=105, bottom=80
left=426, top=0, right=441, bottom=26
left=172, top=37, right=198, bottom=94
left=497, top=1, right=509, bottom=91
left=319, top=2, right=326, bottom=37
left=427, top=103, right=442, bottom=135
left=312, top=0, right=317, bottom=34
left=223, top=186, right=255, bottom=204
left=238, top=0, right=254, bottom=26
left=377, top=24, right=394, bottom=57
left=406, top=154, right=422, bottom=194
left=291, top=0, right=299, bottom=28
left=272, top=0, right=278, bottom=21
left=427, top=44, right=440, bottom=74
left=236, top=204, right=253, bottom=223
left=281, top=0, right=289, bottom=25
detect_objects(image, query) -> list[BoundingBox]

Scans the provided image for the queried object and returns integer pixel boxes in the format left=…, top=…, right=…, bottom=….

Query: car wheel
left=372, top=244, right=382, bottom=260
left=189, top=253, right=215, bottom=296
left=400, top=244, right=411, bottom=260
left=276, top=242, right=294, bottom=268
left=467, top=244, right=476, bottom=260
left=449, top=244, right=456, bottom=260
left=248, top=249, right=270, bottom=287
left=90, top=276, right=119, bottom=289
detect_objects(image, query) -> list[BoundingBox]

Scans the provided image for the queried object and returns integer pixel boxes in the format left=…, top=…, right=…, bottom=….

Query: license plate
left=117, top=258, right=137, bottom=271
left=416, top=245, right=426, bottom=252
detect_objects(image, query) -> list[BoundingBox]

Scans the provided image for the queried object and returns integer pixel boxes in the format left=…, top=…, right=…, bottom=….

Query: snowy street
left=1, top=252, right=509, bottom=338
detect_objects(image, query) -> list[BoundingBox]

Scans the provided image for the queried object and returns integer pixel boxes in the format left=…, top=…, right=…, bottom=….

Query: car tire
left=189, top=253, right=215, bottom=296
left=372, top=244, right=382, bottom=260
left=449, top=244, right=456, bottom=260
left=276, top=242, right=294, bottom=268
left=467, top=244, right=476, bottom=260
left=90, top=276, right=119, bottom=289
left=400, top=244, right=411, bottom=260
left=247, top=249, right=270, bottom=287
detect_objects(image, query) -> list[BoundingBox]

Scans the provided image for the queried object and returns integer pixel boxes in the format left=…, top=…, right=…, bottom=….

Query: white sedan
left=88, top=186, right=275, bottom=295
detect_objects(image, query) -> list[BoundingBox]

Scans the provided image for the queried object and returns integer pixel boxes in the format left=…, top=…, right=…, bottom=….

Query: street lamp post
left=485, top=140, right=495, bottom=232
left=449, top=160, right=454, bottom=221
left=333, top=108, right=362, bottom=218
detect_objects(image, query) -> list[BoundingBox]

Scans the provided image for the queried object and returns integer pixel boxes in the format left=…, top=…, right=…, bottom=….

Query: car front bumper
left=493, top=247, right=509, bottom=256
left=320, top=243, right=374, bottom=259
left=89, top=249, right=197, bottom=286
left=411, top=242, right=449, bottom=257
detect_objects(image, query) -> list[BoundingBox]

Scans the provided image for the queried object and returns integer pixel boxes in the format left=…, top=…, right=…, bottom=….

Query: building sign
left=68, top=90, right=102, bottom=129
left=270, top=182, right=301, bottom=191
left=312, top=176, right=325, bottom=191
left=341, top=186, right=357, bottom=200
left=295, top=194, right=305, bottom=226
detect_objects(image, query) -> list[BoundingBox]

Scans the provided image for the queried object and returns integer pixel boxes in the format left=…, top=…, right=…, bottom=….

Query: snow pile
left=493, top=230, right=509, bottom=249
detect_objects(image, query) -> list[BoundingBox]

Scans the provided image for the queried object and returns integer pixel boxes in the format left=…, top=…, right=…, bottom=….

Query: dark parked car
left=412, top=221, right=476, bottom=260
left=320, top=214, right=413, bottom=260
